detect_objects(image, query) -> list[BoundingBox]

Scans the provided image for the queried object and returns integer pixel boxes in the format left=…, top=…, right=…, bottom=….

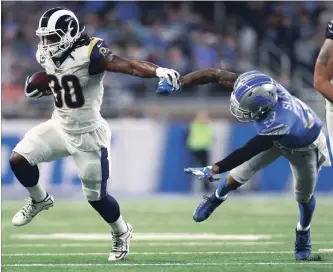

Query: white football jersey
left=36, top=37, right=112, bottom=134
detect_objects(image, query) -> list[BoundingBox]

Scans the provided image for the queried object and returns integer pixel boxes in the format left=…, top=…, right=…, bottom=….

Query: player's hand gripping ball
left=24, top=71, right=53, bottom=98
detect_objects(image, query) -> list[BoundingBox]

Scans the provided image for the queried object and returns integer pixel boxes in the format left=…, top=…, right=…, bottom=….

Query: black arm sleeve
left=214, top=134, right=283, bottom=174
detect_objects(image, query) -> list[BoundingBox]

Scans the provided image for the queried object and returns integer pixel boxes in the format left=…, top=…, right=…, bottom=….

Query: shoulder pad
left=88, top=37, right=112, bottom=62
left=325, top=20, right=333, bottom=40
left=88, top=38, right=112, bottom=75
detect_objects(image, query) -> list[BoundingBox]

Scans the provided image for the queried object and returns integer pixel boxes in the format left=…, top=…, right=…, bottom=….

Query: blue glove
left=156, top=78, right=172, bottom=96
left=184, top=166, right=220, bottom=182
left=155, top=67, right=180, bottom=96
left=156, top=78, right=179, bottom=96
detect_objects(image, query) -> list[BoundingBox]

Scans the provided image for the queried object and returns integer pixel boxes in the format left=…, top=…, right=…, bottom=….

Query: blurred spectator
left=221, top=35, right=237, bottom=70
left=115, top=1, right=141, bottom=22
left=143, top=20, right=167, bottom=54
left=192, top=31, right=218, bottom=69
left=2, top=1, right=330, bottom=118
left=298, top=9, right=315, bottom=39
left=2, top=82, right=26, bottom=117
left=186, top=111, right=214, bottom=193
left=167, top=47, right=189, bottom=75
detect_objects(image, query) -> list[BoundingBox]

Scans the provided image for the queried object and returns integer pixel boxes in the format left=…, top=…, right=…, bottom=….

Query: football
left=26, top=71, right=52, bottom=96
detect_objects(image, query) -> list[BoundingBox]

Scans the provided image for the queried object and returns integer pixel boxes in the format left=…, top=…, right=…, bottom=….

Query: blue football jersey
left=254, top=81, right=322, bottom=149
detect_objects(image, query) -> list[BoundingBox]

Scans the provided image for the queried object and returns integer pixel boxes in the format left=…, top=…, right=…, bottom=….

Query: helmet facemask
left=37, top=29, right=70, bottom=58
left=230, top=92, right=254, bottom=122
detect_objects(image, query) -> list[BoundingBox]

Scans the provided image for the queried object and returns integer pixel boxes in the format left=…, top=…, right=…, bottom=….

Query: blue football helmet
left=230, top=71, right=278, bottom=122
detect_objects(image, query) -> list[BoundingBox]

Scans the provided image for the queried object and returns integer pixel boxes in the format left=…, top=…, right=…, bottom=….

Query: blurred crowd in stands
left=2, top=1, right=333, bottom=118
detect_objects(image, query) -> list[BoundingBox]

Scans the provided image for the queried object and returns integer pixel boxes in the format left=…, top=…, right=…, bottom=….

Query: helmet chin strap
left=48, top=46, right=64, bottom=59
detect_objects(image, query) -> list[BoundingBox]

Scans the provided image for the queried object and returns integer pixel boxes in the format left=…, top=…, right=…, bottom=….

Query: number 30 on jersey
left=48, top=75, right=85, bottom=109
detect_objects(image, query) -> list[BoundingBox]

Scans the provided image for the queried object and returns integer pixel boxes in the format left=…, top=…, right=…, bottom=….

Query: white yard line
left=3, top=262, right=333, bottom=267
left=2, top=241, right=285, bottom=248
left=12, top=233, right=274, bottom=241
left=4, top=241, right=333, bottom=248
left=319, top=249, right=333, bottom=253
left=3, top=251, right=333, bottom=256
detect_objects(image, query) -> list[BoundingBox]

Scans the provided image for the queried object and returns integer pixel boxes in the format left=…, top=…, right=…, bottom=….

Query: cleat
left=108, top=223, right=133, bottom=261
left=193, top=193, right=225, bottom=222
left=295, top=228, right=312, bottom=260
left=12, top=194, right=54, bottom=227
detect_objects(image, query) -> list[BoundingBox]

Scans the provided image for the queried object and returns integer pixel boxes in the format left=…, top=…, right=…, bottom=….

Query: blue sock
left=216, top=177, right=239, bottom=198
left=298, top=195, right=316, bottom=229
left=89, top=194, right=121, bottom=224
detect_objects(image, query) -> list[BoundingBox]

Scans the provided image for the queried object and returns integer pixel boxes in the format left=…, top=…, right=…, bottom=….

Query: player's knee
left=295, top=191, right=313, bottom=203
left=77, top=162, right=101, bottom=182
left=227, top=174, right=243, bottom=188
left=228, top=172, right=247, bottom=185
left=83, top=188, right=101, bottom=201
left=83, top=186, right=102, bottom=201
left=9, top=152, right=29, bottom=166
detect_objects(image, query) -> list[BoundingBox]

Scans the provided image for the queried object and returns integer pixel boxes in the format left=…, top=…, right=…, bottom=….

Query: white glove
left=156, top=67, right=180, bottom=91
left=24, top=75, right=44, bottom=98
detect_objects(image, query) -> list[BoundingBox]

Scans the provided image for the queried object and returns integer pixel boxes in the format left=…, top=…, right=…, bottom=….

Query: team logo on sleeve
left=94, top=40, right=110, bottom=57
left=99, top=47, right=110, bottom=57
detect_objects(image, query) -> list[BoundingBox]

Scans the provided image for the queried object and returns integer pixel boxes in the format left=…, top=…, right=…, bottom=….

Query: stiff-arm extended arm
left=180, top=68, right=240, bottom=89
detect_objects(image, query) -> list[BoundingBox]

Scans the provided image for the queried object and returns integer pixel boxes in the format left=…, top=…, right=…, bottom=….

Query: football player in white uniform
left=314, top=19, right=333, bottom=157
left=9, top=7, right=180, bottom=261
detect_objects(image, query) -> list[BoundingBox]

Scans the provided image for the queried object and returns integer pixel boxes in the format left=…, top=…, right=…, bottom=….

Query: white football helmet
left=36, top=7, right=84, bottom=58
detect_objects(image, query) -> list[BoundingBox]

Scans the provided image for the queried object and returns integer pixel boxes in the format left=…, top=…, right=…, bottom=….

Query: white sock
left=215, top=190, right=228, bottom=200
left=26, top=183, right=47, bottom=202
left=109, top=215, right=128, bottom=234
left=297, top=221, right=310, bottom=231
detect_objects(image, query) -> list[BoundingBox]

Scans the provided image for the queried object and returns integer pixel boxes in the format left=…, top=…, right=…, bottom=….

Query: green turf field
left=2, top=196, right=333, bottom=272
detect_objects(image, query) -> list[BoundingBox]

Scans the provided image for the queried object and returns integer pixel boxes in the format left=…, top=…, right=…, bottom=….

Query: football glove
left=24, top=75, right=44, bottom=98
left=156, top=67, right=180, bottom=95
left=184, top=166, right=229, bottom=183
left=184, top=166, right=220, bottom=182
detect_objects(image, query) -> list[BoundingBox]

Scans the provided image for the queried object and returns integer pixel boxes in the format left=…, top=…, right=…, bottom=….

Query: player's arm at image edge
left=180, top=68, right=240, bottom=89
left=212, top=134, right=282, bottom=174
left=314, top=21, right=333, bottom=104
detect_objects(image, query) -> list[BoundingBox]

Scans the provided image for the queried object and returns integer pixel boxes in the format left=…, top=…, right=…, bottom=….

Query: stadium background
left=2, top=1, right=333, bottom=197
left=2, top=2, right=333, bottom=271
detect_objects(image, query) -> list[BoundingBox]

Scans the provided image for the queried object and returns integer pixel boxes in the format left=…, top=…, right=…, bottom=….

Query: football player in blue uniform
left=314, top=19, right=333, bottom=157
left=157, top=69, right=331, bottom=260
